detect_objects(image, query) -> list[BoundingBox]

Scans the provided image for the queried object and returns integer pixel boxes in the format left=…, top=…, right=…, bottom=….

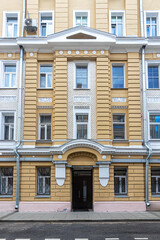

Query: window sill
left=147, top=88, right=160, bottom=90
left=36, top=140, right=52, bottom=143
left=149, top=139, right=160, bottom=141
left=0, top=140, right=15, bottom=142
left=151, top=195, right=160, bottom=198
left=0, top=87, right=17, bottom=90
left=37, top=88, right=53, bottom=90
left=113, top=139, right=128, bottom=142
left=0, top=195, right=13, bottom=198
left=115, top=195, right=129, bottom=198
left=111, top=88, right=128, bottom=90
left=35, top=195, right=50, bottom=198
left=73, top=88, right=90, bottom=90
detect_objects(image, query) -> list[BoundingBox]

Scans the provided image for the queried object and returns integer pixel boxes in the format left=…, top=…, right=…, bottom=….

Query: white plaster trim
left=3, top=11, right=20, bottom=37
left=0, top=111, right=16, bottom=141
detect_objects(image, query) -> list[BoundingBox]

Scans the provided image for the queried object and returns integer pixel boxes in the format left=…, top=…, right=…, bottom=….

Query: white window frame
left=2, top=61, right=18, bottom=88
left=73, top=108, right=91, bottom=139
left=38, top=114, right=52, bottom=140
left=112, top=63, right=125, bottom=88
left=113, top=113, right=126, bottom=140
left=39, top=64, right=53, bottom=88
left=146, top=61, right=160, bottom=89
left=73, top=10, right=90, bottom=27
left=74, top=61, right=90, bottom=89
left=0, top=112, right=16, bottom=141
left=114, top=168, right=128, bottom=195
left=148, top=111, right=160, bottom=140
left=3, top=11, right=20, bottom=37
left=109, top=10, right=126, bottom=36
left=39, top=11, right=54, bottom=36
left=37, top=167, right=50, bottom=195
left=144, top=11, right=160, bottom=37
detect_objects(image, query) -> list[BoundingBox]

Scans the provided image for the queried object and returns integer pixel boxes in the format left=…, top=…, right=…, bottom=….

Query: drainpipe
left=15, top=0, right=26, bottom=210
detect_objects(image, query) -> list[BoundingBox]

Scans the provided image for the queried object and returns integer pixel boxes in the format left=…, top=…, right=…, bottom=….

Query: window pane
left=114, top=177, right=119, bottom=194
left=47, top=74, right=52, bottom=87
left=40, top=66, right=52, bottom=73
left=146, top=25, right=150, bottom=37
left=152, top=17, right=157, bottom=24
left=151, top=168, right=160, bottom=176
left=113, top=114, right=125, bottom=123
left=76, top=16, right=81, bottom=25
left=146, top=17, right=150, bottom=24
left=41, top=24, right=46, bottom=36
left=112, top=66, right=124, bottom=88
left=38, top=177, right=43, bottom=194
left=82, top=16, right=87, bottom=26
left=152, top=25, right=157, bottom=36
left=4, top=74, right=9, bottom=87
left=121, top=177, right=126, bottom=193
left=41, top=16, right=52, bottom=21
left=45, top=178, right=50, bottom=194
left=5, top=116, right=14, bottom=123
left=4, top=125, right=9, bottom=140
left=111, top=16, right=116, bottom=24
left=113, top=124, right=125, bottom=139
left=14, top=24, right=17, bottom=37
left=7, top=17, right=17, bottom=23
left=76, top=114, right=88, bottom=122
left=1, top=178, right=6, bottom=194
left=40, top=74, right=46, bottom=88
left=117, top=24, right=123, bottom=36
left=47, top=125, right=51, bottom=140
left=11, top=74, right=16, bottom=87
left=7, top=24, right=12, bottom=37
left=114, top=168, right=127, bottom=176
left=40, top=126, right=45, bottom=140
left=151, top=177, right=156, bottom=194
left=148, top=66, right=159, bottom=88
left=8, top=177, right=13, bottom=195
left=150, top=115, right=160, bottom=123
left=5, top=65, right=16, bottom=72
left=38, top=167, right=50, bottom=176
left=117, top=16, right=122, bottom=23
left=10, top=126, right=14, bottom=140
left=111, top=24, right=116, bottom=35
left=77, top=124, right=87, bottom=139
left=158, top=178, right=160, bottom=193
left=76, top=66, right=88, bottom=88
left=150, top=124, right=160, bottom=139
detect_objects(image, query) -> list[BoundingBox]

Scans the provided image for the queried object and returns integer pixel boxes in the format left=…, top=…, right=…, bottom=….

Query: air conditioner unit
left=24, top=18, right=38, bottom=32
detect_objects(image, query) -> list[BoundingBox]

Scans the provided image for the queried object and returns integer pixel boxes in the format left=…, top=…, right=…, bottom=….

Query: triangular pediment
left=66, top=32, right=96, bottom=39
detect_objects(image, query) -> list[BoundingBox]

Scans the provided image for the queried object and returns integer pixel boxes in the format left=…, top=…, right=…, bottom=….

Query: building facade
left=0, top=0, right=160, bottom=212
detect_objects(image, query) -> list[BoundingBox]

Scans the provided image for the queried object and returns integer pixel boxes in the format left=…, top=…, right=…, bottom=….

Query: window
left=3, top=114, right=14, bottom=140
left=39, top=65, right=52, bottom=88
left=76, top=64, right=88, bottom=89
left=110, top=11, right=125, bottom=36
left=148, top=65, right=159, bottom=89
left=114, top=168, right=127, bottom=195
left=0, top=167, right=13, bottom=195
left=4, top=64, right=16, bottom=88
left=76, top=114, right=88, bottom=139
left=112, top=65, right=124, bottom=88
left=40, top=12, right=54, bottom=36
left=37, top=167, right=50, bottom=195
left=149, top=114, right=160, bottom=139
left=73, top=11, right=90, bottom=27
left=39, top=115, right=51, bottom=140
left=3, top=12, right=19, bottom=37
left=113, top=114, right=125, bottom=140
left=145, top=12, right=159, bottom=37
left=151, top=168, right=160, bottom=195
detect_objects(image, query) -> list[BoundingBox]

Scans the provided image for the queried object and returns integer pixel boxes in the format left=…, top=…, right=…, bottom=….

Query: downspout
left=15, top=0, right=26, bottom=210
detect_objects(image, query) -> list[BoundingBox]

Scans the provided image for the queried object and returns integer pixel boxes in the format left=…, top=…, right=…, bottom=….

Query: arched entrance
left=68, top=151, right=97, bottom=211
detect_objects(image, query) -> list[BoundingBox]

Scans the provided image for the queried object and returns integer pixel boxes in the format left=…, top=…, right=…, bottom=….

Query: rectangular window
left=114, top=168, right=127, bottom=195
left=37, top=167, right=50, bottom=195
left=113, top=114, right=125, bottom=140
left=76, top=114, right=88, bottom=139
left=40, top=65, right=52, bottom=88
left=148, top=66, right=159, bottom=89
left=76, top=65, right=88, bottom=89
left=39, top=115, right=51, bottom=140
left=3, top=114, right=14, bottom=140
left=74, top=11, right=89, bottom=27
left=4, top=12, right=19, bottom=37
left=40, top=12, right=53, bottom=36
left=0, top=167, right=13, bottom=195
left=149, top=114, right=160, bottom=139
left=112, top=65, right=124, bottom=88
left=146, top=16, right=157, bottom=37
left=110, top=12, right=125, bottom=36
left=151, top=168, right=160, bottom=195
left=4, top=64, right=16, bottom=88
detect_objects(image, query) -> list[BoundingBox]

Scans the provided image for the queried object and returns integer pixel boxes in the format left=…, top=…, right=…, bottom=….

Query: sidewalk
left=0, top=211, right=160, bottom=222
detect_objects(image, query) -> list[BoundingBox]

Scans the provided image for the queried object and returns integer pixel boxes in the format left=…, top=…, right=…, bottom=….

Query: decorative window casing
left=3, top=63, right=17, bottom=88
left=0, top=112, right=15, bottom=141
left=113, top=114, right=126, bottom=140
left=74, top=61, right=90, bottom=89
left=147, top=63, right=160, bottom=89
left=39, top=11, right=54, bottom=36
left=39, top=65, right=52, bottom=88
left=37, top=167, right=50, bottom=195
left=74, top=108, right=91, bottom=139
left=0, top=167, right=13, bottom=195
left=149, top=113, right=160, bottom=140
left=109, top=11, right=125, bottom=37
left=151, top=168, right=160, bottom=195
left=112, top=64, right=125, bottom=88
left=114, top=168, right=127, bottom=195
left=3, top=12, right=20, bottom=37
left=144, top=11, right=159, bottom=37
left=39, top=115, right=51, bottom=140
left=73, top=10, right=90, bottom=27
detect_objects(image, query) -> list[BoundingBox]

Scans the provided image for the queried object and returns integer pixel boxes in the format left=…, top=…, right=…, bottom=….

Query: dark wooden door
left=72, top=170, right=92, bottom=211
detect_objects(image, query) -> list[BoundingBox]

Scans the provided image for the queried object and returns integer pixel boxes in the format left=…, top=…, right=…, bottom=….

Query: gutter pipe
left=15, top=0, right=26, bottom=210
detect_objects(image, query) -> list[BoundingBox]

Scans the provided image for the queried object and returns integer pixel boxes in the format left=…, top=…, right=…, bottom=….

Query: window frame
left=114, top=167, right=128, bottom=196
left=147, top=61, right=160, bottom=89
left=112, top=63, right=125, bottom=89
left=39, top=11, right=54, bottom=37
left=37, top=167, right=51, bottom=196
left=109, top=10, right=126, bottom=37
left=74, top=61, right=90, bottom=89
left=73, top=10, right=90, bottom=27
left=113, top=113, right=126, bottom=140
left=73, top=108, right=91, bottom=139
left=2, top=62, right=17, bottom=88
left=151, top=168, right=160, bottom=196
left=39, top=64, right=53, bottom=88
left=149, top=112, right=160, bottom=140
left=3, top=11, right=20, bottom=37
left=144, top=11, right=160, bottom=37
left=0, top=112, right=16, bottom=141
left=0, top=167, right=13, bottom=196
left=38, top=114, right=52, bottom=141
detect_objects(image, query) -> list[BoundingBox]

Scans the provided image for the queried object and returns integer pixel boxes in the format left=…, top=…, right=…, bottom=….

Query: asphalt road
left=0, top=222, right=160, bottom=240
